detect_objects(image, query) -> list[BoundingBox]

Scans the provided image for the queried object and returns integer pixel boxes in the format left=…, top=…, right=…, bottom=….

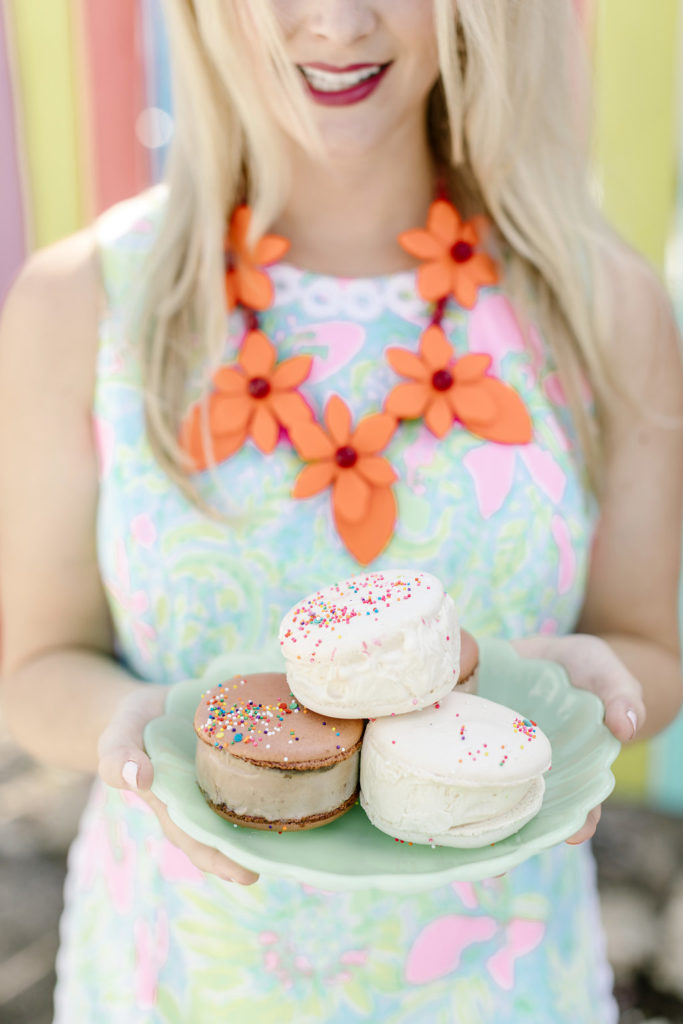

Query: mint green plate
left=144, top=638, right=621, bottom=892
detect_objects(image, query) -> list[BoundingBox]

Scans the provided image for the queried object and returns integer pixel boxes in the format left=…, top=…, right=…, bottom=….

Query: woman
left=1, top=1, right=682, bottom=1021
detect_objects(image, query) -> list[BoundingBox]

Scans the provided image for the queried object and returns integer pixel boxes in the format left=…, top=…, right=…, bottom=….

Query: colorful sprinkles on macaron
left=280, top=573, right=425, bottom=663
left=199, top=676, right=303, bottom=751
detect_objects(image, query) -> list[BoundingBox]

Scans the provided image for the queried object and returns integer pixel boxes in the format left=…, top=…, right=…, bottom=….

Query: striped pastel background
left=0, top=0, right=682, bottom=812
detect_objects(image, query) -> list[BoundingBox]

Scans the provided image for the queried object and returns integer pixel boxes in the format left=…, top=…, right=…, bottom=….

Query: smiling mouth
left=297, top=63, right=391, bottom=94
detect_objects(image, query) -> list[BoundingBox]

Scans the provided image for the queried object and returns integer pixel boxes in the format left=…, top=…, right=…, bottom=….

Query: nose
left=308, top=0, right=376, bottom=46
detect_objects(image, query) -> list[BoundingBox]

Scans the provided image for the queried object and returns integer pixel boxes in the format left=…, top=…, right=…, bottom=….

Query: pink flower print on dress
left=120, top=788, right=155, bottom=814
left=463, top=445, right=516, bottom=520
left=544, top=372, right=569, bottom=408
left=402, top=426, right=440, bottom=493
left=259, top=931, right=368, bottom=989
left=145, top=837, right=205, bottom=884
left=105, top=539, right=157, bottom=660
left=81, top=819, right=137, bottom=914
left=330, top=971, right=353, bottom=985
left=451, top=881, right=480, bottom=910
left=134, top=216, right=157, bottom=236
left=464, top=443, right=566, bottom=520
left=551, top=514, right=577, bottom=595
left=261, top=944, right=295, bottom=991
left=131, top=514, right=157, bottom=549
left=340, top=950, right=369, bottom=967
left=468, top=294, right=545, bottom=384
left=264, top=950, right=281, bottom=972
left=485, top=918, right=545, bottom=990
left=521, top=445, right=567, bottom=504
left=134, top=908, right=170, bottom=1009
left=92, top=415, right=115, bottom=481
left=292, top=321, right=366, bottom=383
left=301, top=883, right=336, bottom=896
left=405, top=914, right=498, bottom=984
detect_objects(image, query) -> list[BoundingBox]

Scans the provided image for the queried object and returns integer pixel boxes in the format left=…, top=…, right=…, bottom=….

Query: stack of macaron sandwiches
left=193, top=570, right=552, bottom=847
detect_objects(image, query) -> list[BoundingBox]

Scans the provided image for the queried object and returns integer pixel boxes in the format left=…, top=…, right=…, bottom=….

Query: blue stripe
left=140, top=0, right=173, bottom=182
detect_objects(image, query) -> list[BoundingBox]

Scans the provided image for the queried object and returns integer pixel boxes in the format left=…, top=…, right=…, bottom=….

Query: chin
left=314, top=122, right=395, bottom=164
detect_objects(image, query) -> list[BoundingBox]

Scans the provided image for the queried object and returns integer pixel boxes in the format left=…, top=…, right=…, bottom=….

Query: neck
left=273, top=121, right=437, bottom=277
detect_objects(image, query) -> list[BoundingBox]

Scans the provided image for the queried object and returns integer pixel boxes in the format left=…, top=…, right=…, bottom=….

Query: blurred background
left=0, top=0, right=682, bottom=1021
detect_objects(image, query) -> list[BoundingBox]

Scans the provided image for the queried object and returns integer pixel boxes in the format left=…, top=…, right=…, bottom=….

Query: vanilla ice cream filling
left=286, top=596, right=460, bottom=717
left=360, top=742, right=542, bottom=838
left=196, top=742, right=359, bottom=822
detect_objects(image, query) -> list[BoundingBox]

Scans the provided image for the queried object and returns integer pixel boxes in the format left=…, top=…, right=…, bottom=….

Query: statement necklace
left=180, top=199, right=533, bottom=565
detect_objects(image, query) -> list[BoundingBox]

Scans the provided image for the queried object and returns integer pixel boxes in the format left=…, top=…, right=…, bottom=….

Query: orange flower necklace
left=180, top=197, right=533, bottom=565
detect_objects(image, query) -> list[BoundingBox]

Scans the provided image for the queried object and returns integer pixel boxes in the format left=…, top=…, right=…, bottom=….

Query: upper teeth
left=300, top=65, right=383, bottom=93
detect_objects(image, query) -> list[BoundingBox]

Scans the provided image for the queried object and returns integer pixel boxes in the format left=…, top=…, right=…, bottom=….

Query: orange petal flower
left=180, top=405, right=246, bottom=469
left=385, top=325, right=533, bottom=444
left=180, top=330, right=313, bottom=469
left=398, top=199, right=499, bottom=309
left=224, top=205, right=290, bottom=312
left=291, top=396, right=398, bottom=564
left=335, top=488, right=398, bottom=567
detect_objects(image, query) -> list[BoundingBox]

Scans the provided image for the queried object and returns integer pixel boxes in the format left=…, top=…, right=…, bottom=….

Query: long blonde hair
left=139, top=0, right=621, bottom=508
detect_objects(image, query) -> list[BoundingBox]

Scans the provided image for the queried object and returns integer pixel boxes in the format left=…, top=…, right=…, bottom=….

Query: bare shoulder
left=1, top=228, right=102, bottom=399
left=601, top=243, right=683, bottom=426
left=0, top=230, right=115, bottom=675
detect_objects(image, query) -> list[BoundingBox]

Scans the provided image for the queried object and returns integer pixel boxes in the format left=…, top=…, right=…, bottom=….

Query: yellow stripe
left=6, top=0, right=86, bottom=248
left=611, top=742, right=649, bottom=802
left=593, top=0, right=679, bottom=269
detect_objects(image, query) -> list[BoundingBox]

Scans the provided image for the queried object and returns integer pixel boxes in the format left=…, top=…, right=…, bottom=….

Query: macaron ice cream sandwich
left=360, top=691, right=552, bottom=848
left=194, top=672, right=364, bottom=831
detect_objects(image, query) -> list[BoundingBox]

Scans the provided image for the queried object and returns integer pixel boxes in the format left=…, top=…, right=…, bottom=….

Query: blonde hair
left=139, top=0, right=622, bottom=508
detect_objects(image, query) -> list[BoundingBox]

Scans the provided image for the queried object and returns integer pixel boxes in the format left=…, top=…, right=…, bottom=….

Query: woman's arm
left=517, top=250, right=683, bottom=743
left=0, top=231, right=130, bottom=769
left=0, top=237, right=257, bottom=884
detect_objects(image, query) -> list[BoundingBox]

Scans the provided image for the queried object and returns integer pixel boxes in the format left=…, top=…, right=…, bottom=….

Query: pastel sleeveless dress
left=53, top=190, right=618, bottom=1024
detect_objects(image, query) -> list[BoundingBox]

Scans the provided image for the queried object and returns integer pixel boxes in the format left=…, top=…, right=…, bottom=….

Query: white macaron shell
left=363, top=691, right=551, bottom=784
left=279, top=570, right=447, bottom=663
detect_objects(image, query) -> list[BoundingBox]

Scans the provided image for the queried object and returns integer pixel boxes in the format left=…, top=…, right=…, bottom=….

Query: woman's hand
left=97, top=684, right=259, bottom=885
left=511, top=633, right=646, bottom=845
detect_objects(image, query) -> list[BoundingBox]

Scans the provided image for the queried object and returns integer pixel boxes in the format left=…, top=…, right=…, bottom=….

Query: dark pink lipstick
left=298, top=62, right=392, bottom=108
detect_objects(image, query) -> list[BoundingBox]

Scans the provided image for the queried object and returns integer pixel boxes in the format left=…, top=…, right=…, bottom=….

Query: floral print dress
left=53, top=189, right=618, bottom=1024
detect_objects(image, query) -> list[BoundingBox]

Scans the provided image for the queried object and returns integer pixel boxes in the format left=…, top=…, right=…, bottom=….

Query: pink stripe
left=80, top=0, right=150, bottom=213
left=0, top=7, right=27, bottom=304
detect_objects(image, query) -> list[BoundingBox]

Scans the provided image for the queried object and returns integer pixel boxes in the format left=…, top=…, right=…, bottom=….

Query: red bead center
left=432, top=369, right=454, bottom=392
left=248, top=377, right=271, bottom=399
left=451, top=241, right=474, bottom=264
left=335, top=446, right=358, bottom=469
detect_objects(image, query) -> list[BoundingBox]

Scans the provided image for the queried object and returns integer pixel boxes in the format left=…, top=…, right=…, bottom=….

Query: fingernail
left=122, top=760, right=139, bottom=791
left=626, top=709, right=638, bottom=738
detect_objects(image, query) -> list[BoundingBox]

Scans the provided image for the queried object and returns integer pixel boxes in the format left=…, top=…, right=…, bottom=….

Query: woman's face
left=269, top=0, right=440, bottom=159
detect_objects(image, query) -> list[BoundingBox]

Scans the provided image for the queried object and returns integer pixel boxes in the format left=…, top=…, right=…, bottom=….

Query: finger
left=566, top=804, right=602, bottom=845
left=139, top=790, right=259, bottom=886
left=98, top=748, right=156, bottom=792
left=97, top=685, right=168, bottom=791
left=551, top=636, right=646, bottom=742
left=603, top=695, right=647, bottom=744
